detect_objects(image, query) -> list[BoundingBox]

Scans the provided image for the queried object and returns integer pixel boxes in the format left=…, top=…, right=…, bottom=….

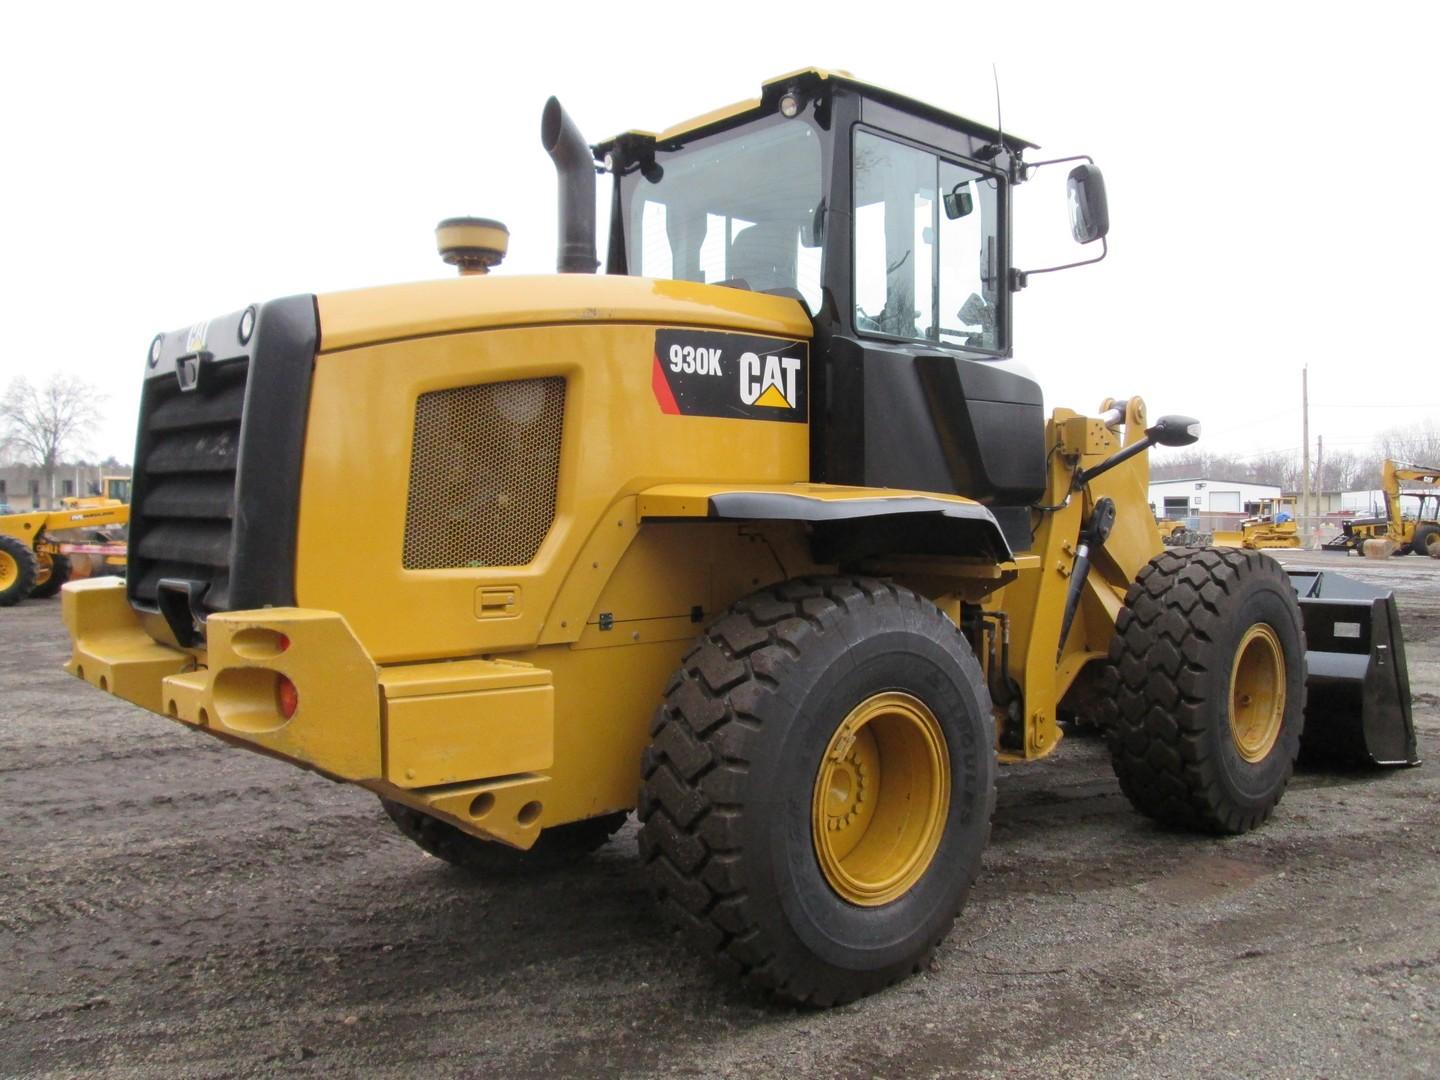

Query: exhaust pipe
left=541, top=97, right=599, bottom=274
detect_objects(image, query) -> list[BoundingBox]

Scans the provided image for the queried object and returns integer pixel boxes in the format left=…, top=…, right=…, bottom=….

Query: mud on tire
left=381, top=800, right=626, bottom=874
left=637, top=576, right=995, bottom=1006
left=1105, top=547, right=1307, bottom=834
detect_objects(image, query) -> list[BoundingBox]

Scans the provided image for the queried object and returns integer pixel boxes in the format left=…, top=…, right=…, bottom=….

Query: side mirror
left=943, top=182, right=974, bottom=220
left=1146, top=414, right=1201, bottom=448
left=1067, top=164, right=1109, bottom=244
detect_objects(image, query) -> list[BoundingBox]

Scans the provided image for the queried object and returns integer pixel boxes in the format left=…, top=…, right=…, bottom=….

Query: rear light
left=276, top=675, right=299, bottom=719
left=276, top=633, right=291, bottom=652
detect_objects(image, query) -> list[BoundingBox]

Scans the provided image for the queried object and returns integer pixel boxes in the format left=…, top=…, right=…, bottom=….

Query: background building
left=1148, top=477, right=1283, bottom=532
left=0, top=463, right=131, bottom=511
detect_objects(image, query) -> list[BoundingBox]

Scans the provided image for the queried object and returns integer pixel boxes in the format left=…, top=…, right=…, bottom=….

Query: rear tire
left=1105, top=548, right=1306, bottom=834
left=1411, top=525, right=1440, bottom=558
left=381, top=799, right=626, bottom=874
left=637, top=576, right=995, bottom=1006
left=0, top=536, right=38, bottom=607
left=29, top=553, right=71, bottom=599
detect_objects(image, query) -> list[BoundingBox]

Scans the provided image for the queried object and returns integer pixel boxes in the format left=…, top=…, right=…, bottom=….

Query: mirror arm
left=1074, top=428, right=1154, bottom=488
left=1020, top=153, right=1094, bottom=180
left=1010, top=237, right=1108, bottom=291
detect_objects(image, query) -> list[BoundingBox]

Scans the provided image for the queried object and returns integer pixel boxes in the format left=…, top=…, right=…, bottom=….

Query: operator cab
left=596, top=71, right=1107, bottom=555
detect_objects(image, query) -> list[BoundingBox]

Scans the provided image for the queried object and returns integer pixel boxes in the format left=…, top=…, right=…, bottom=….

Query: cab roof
left=592, top=68, right=1037, bottom=158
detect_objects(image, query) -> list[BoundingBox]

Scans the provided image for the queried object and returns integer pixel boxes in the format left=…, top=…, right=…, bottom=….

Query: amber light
left=276, top=676, right=299, bottom=719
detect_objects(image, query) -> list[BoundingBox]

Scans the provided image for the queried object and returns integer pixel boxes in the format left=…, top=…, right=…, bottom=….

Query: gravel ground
left=2, top=549, right=1438, bottom=1079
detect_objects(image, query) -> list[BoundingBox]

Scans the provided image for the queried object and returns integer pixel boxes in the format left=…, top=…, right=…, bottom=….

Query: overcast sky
left=2, top=2, right=1434, bottom=466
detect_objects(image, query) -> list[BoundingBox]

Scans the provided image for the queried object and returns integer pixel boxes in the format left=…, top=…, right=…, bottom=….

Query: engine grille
left=127, top=296, right=317, bottom=622
left=129, top=359, right=248, bottom=610
left=403, top=378, right=566, bottom=570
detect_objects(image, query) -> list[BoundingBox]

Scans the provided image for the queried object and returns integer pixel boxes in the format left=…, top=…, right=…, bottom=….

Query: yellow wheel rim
left=1230, top=624, right=1286, bottom=763
left=0, top=551, right=17, bottom=590
left=812, top=691, right=950, bottom=907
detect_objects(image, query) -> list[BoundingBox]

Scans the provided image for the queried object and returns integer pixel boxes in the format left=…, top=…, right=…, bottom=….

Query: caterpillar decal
left=651, top=328, right=808, bottom=423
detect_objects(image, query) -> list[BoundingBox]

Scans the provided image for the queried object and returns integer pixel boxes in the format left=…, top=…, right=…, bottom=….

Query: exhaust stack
left=541, top=97, right=599, bottom=274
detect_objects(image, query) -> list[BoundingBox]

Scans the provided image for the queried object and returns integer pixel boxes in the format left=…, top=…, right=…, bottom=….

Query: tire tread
left=1103, top=547, right=1306, bottom=834
left=637, top=575, right=992, bottom=1006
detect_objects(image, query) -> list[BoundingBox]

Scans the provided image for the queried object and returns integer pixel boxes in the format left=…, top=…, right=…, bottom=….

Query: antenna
left=993, top=62, right=1004, bottom=154
left=979, top=63, right=1006, bottom=162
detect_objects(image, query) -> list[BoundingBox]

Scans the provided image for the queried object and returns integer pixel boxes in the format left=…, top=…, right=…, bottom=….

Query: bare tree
left=1377, top=419, right=1440, bottom=467
left=1247, top=451, right=1299, bottom=490
left=1, top=376, right=104, bottom=509
left=1151, top=449, right=1299, bottom=488
left=1153, top=429, right=1440, bottom=497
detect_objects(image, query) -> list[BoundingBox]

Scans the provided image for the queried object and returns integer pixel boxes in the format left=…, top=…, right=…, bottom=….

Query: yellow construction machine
left=62, top=475, right=133, bottom=510
left=60, top=71, right=1417, bottom=1005
left=0, top=484, right=129, bottom=606
left=1213, top=496, right=1301, bottom=550
left=1324, top=459, right=1440, bottom=557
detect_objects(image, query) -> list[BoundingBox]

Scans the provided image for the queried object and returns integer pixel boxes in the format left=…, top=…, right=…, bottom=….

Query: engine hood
left=316, top=274, right=813, bottom=353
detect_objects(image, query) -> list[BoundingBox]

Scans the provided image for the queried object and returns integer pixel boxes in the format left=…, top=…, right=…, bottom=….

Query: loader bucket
left=1287, top=570, right=1419, bottom=767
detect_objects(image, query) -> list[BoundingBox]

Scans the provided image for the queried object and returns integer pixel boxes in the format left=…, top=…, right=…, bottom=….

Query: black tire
left=1410, top=525, right=1439, bottom=558
left=1106, top=548, right=1306, bottom=834
left=637, top=576, right=995, bottom=1006
left=28, top=553, right=71, bottom=599
left=381, top=799, right=626, bottom=874
left=0, top=536, right=38, bottom=607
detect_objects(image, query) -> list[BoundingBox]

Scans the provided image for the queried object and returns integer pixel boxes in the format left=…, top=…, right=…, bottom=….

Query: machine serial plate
left=651, top=329, right=808, bottom=423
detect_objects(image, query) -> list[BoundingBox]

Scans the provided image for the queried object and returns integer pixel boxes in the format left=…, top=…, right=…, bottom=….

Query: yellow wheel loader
left=61, top=70, right=1417, bottom=1005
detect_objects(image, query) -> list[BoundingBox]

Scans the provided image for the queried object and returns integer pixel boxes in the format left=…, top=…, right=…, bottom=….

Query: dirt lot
left=3, top=550, right=1438, bottom=1079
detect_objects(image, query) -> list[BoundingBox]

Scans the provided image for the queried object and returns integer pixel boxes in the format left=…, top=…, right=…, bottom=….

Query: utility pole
left=1301, top=366, right=1310, bottom=544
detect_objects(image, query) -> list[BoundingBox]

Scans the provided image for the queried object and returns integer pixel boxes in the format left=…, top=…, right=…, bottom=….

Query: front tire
left=638, top=576, right=995, bottom=1006
left=0, top=536, right=38, bottom=607
left=1106, top=548, right=1306, bottom=834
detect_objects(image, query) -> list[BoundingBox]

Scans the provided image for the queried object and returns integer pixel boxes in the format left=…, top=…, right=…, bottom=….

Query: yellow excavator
left=58, top=70, right=1418, bottom=1005
left=1324, top=460, right=1440, bottom=557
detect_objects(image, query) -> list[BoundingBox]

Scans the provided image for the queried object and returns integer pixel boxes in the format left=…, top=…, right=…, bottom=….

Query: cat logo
left=739, top=350, right=802, bottom=410
left=185, top=320, right=210, bottom=354
left=651, top=328, right=807, bottom=423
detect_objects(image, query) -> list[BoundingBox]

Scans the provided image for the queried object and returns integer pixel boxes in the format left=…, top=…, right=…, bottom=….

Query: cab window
left=627, top=117, right=824, bottom=311
left=853, top=129, right=1002, bottom=349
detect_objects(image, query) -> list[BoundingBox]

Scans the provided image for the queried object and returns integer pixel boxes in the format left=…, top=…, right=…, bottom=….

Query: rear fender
left=636, top=482, right=1014, bottom=564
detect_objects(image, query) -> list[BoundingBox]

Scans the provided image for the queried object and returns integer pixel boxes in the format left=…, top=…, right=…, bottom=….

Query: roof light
left=779, top=91, right=802, bottom=118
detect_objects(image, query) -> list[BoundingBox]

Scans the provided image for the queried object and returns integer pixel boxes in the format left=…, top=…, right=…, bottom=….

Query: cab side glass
left=1067, top=164, right=1109, bottom=244
left=853, top=130, right=1002, bottom=350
